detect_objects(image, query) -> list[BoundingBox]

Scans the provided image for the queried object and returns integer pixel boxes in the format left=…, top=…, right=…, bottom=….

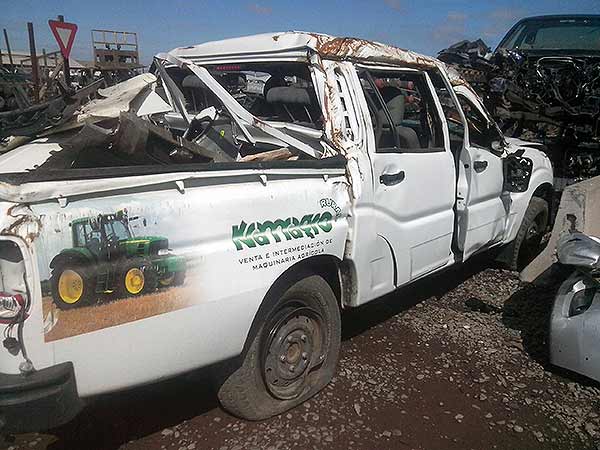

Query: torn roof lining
left=167, top=31, right=440, bottom=69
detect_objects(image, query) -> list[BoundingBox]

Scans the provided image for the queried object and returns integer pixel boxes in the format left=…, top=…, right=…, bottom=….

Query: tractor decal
left=49, top=210, right=186, bottom=309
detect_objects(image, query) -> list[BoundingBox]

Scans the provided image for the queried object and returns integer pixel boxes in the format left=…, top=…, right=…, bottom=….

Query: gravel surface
left=5, top=259, right=600, bottom=450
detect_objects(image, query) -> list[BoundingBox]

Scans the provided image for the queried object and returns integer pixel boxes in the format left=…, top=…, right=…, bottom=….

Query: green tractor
left=50, top=210, right=186, bottom=309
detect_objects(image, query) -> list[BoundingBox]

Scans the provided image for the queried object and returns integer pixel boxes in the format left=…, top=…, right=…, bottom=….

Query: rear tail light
left=569, top=288, right=596, bottom=317
left=0, top=292, right=28, bottom=324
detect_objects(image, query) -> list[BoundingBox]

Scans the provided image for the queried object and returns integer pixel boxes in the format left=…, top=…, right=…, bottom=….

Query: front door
left=454, top=86, right=508, bottom=259
left=358, top=67, right=457, bottom=286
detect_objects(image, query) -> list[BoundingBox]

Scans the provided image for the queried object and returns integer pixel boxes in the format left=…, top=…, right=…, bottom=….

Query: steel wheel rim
left=519, top=214, right=545, bottom=267
left=262, top=304, right=325, bottom=400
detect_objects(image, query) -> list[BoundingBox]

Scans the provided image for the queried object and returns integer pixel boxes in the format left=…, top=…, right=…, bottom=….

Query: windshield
left=104, top=219, right=132, bottom=241
left=73, top=222, right=102, bottom=248
left=500, top=17, right=600, bottom=52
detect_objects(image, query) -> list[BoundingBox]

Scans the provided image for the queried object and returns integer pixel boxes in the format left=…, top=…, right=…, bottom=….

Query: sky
left=1, top=0, right=599, bottom=66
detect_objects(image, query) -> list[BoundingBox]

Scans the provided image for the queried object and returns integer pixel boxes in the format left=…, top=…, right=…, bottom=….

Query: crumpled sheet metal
left=318, top=60, right=366, bottom=199
left=0, top=203, right=42, bottom=245
left=41, top=73, right=158, bottom=136
left=557, top=232, right=600, bottom=269
left=169, top=31, right=439, bottom=70
left=77, top=73, right=157, bottom=122
left=311, top=34, right=438, bottom=69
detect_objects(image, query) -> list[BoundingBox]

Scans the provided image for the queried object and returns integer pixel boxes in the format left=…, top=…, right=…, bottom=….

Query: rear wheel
left=217, top=274, right=341, bottom=420
left=51, top=264, right=94, bottom=309
left=158, top=271, right=185, bottom=287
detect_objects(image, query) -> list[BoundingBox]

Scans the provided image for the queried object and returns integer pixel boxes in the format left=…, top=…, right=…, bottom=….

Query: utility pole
left=27, top=22, right=40, bottom=102
left=3, top=29, right=14, bottom=67
left=57, top=15, right=71, bottom=86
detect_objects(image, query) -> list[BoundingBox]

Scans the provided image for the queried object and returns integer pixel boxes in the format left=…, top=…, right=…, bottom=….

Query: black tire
left=50, top=263, right=95, bottom=310
left=508, top=197, right=549, bottom=271
left=217, top=274, right=341, bottom=420
left=116, top=261, right=151, bottom=298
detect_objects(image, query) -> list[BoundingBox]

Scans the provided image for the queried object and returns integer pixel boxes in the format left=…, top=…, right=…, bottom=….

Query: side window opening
left=169, top=63, right=323, bottom=130
left=73, top=224, right=86, bottom=248
left=428, top=70, right=465, bottom=155
left=358, top=69, right=444, bottom=153
left=456, top=94, right=502, bottom=150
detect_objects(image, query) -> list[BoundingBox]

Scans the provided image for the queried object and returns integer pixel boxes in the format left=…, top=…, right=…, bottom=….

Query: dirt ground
left=6, top=258, right=600, bottom=450
left=43, top=285, right=192, bottom=341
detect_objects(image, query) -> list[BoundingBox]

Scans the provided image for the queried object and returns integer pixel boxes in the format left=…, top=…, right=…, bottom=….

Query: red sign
left=48, top=20, right=78, bottom=60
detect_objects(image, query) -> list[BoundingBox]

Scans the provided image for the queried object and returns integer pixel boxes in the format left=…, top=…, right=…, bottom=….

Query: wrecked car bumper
left=550, top=272, right=600, bottom=382
left=0, top=362, right=83, bottom=433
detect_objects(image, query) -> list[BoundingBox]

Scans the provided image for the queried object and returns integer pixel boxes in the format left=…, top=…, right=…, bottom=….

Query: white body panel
left=0, top=168, right=349, bottom=395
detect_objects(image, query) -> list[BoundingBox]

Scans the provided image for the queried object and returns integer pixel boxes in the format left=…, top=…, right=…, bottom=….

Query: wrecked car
left=520, top=173, right=600, bottom=381
left=551, top=232, right=600, bottom=381
left=0, top=32, right=553, bottom=432
left=438, top=15, right=600, bottom=188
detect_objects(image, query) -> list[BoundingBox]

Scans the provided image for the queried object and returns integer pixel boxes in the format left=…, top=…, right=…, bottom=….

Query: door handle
left=379, top=171, right=405, bottom=186
left=473, top=160, right=488, bottom=173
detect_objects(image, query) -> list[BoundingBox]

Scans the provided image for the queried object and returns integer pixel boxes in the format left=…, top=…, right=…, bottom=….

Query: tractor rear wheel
left=51, top=264, right=95, bottom=309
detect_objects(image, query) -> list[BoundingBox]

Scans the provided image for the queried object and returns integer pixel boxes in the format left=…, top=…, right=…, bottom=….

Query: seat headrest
left=266, top=86, right=312, bottom=105
left=182, top=75, right=204, bottom=89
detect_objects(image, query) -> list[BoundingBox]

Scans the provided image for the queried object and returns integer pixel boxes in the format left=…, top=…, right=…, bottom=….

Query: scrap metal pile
left=0, top=75, right=105, bottom=142
left=438, top=16, right=600, bottom=184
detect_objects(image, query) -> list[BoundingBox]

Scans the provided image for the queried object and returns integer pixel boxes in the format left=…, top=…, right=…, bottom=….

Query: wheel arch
left=49, top=249, right=94, bottom=270
left=531, top=182, right=554, bottom=223
left=241, top=254, right=344, bottom=356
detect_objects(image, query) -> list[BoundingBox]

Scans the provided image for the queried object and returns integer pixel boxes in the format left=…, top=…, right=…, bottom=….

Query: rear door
left=357, top=67, right=457, bottom=285
left=453, top=85, right=508, bottom=259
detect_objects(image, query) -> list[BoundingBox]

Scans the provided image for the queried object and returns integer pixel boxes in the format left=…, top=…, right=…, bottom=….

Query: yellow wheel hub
left=125, top=268, right=145, bottom=295
left=58, top=269, right=84, bottom=304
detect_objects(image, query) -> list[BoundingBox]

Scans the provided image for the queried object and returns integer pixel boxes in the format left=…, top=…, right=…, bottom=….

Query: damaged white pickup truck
left=0, top=32, right=553, bottom=432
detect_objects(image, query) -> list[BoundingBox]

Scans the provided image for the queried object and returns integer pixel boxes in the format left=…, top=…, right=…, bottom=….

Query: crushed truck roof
left=168, top=31, right=439, bottom=68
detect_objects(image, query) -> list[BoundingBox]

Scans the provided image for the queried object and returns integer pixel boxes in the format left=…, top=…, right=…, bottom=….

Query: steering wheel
left=185, top=111, right=220, bottom=142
